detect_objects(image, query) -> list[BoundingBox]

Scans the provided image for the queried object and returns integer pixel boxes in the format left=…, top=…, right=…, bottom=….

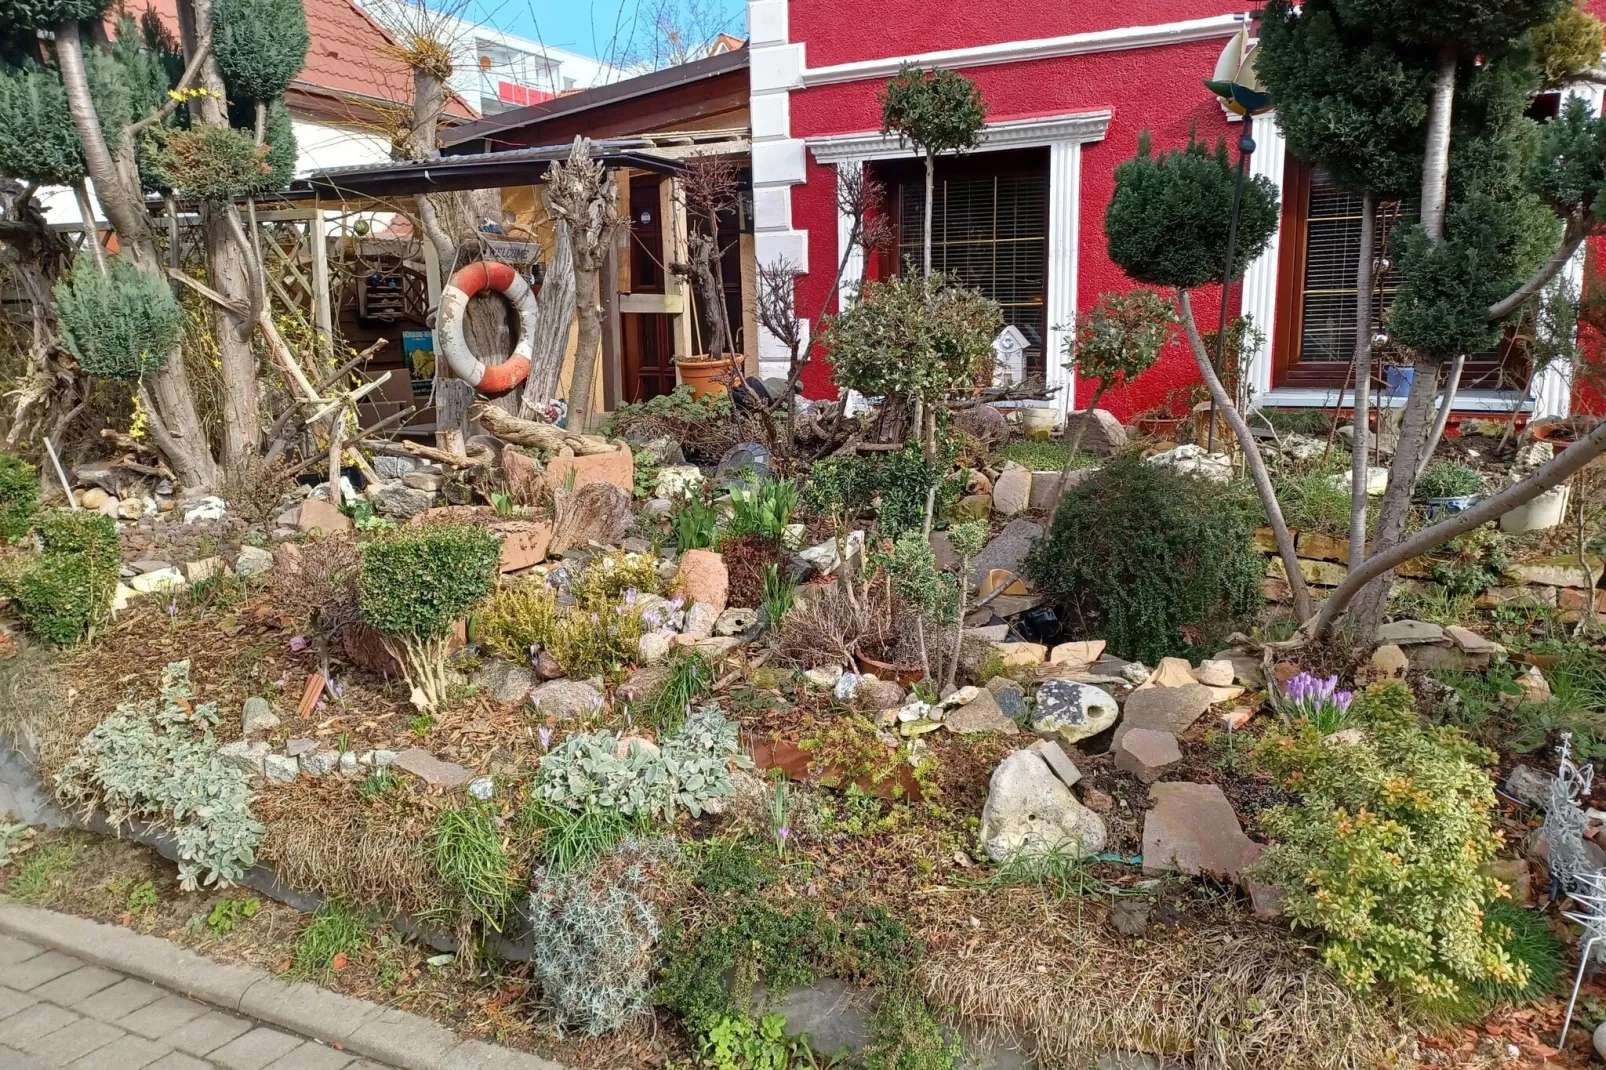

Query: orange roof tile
left=126, top=0, right=475, bottom=119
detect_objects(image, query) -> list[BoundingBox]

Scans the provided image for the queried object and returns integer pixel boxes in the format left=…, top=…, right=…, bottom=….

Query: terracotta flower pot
left=675, top=353, right=744, bottom=399
left=856, top=650, right=926, bottom=688
left=1136, top=416, right=1182, bottom=439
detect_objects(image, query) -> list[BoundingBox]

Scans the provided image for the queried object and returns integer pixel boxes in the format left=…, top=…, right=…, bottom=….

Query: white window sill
left=1256, top=387, right=1534, bottom=413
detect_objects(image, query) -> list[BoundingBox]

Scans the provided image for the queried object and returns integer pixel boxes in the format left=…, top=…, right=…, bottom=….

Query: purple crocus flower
left=625, top=588, right=639, bottom=606
left=539, top=726, right=553, bottom=750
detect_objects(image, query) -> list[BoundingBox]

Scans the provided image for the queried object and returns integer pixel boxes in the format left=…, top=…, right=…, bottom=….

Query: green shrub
left=211, top=0, right=308, bottom=100
left=1250, top=681, right=1521, bottom=1005
left=157, top=124, right=282, bottom=203
left=54, top=256, right=181, bottom=381
left=1274, top=460, right=1355, bottom=537
left=1023, top=455, right=1263, bottom=663
left=3, top=554, right=109, bottom=645
left=476, top=583, right=556, bottom=662
left=358, top=525, right=499, bottom=706
left=55, top=661, right=263, bottom=890
left=1417, top=461, right=1485, bottom=499
left=0, top=453, right=38, bottom=542
left=291, top=900, right=371, bottom=979
left=35, top=509, right=117, bottom=560
left=572, top=549, right=662, bottom=609
left=545, top=600, right=647, bottom=682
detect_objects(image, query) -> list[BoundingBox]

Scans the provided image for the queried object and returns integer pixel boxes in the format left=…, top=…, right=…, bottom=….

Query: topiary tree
left=53, top=256, right=181, bottom=381
left=879, top=65, right=987, bottom=276
left=1023, top=455, right=1264, bottom=664
left=211, top=0, right=307, bottom=102
left=1104, top=130, right=1312, bottom=619
left=0, top=510, right=119, bottom=644
left=357, top=525, right=501, bottom=709
left=1054, top=289, right=1175, bottom=497
left=0, top=452, right=39, bottom=542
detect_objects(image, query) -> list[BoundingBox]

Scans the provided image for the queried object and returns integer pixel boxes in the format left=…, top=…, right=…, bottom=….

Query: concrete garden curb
left=0, top=903, right=566, bottom=1070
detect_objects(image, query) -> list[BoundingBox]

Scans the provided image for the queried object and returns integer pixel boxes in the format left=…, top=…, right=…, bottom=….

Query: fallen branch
left=472, top=403, right=617, bottom=457
left=372, top=439, right=494, bottom=469
left=317, top=339, right=389, bottom=391
left=283, top=406, right=416, bottom=478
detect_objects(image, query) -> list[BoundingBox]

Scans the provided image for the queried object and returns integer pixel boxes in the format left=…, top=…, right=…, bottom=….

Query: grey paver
left=77, top=979, right=163, bottom=1023
left=115, top=995, right=207, bottom=1040
left=64, top=1033, right=168, bottom=1070
left=261, top=1044, right=353, bottom=1070
left=0, top=937, right=41, bottom=967
left=19, top=1017, right=124, bottom=1067
left=342, top=1010, right=458, bottom=1068
left=0, top=1006, right=80, bottom=1050
left=208, top=1028, right=304, bottom=1070
left=0, top=1043, right=49, bottom=1070
left=163, top=1010, right=253, bottom=1057
left=0, top=989, right=39, bottom=1023
left=29, top=966, right=122, bottom=1006
left=143, top=1053, right=214, bottom=1070
left=4, top=954, right=81, bottom=993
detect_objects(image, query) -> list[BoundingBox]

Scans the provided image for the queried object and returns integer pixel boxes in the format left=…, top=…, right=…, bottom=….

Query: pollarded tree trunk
left=520, top=190, right=575, bottom=414
left=54, top=19, right=219, bottom=492
left=567, top=262, right=603, bottom=432
left=189, top=0, right=261, bottom=483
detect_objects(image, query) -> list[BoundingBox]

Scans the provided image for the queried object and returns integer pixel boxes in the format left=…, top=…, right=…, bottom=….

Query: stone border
left=0, top=904, right=565, bottom=1070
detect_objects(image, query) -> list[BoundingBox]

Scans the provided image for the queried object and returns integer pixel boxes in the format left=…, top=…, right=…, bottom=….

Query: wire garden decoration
left=1547, top=733, right=1606, bottom=1048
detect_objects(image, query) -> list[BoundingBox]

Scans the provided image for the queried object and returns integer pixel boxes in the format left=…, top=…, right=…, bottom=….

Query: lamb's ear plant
left=357, top=525, right=501, bottom=709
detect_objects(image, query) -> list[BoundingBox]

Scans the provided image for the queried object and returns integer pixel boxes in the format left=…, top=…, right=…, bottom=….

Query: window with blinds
left=896, top=161, right=1048, bottom=378
left=1297, top=169, right=1412, bottom=364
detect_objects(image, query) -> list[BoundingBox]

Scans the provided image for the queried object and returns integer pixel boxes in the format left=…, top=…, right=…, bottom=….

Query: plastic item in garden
left=715, top=442, right=775, bottom=487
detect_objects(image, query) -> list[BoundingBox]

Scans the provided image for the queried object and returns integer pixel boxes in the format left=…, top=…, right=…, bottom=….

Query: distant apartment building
left=361, top=1, right=621, bottom=118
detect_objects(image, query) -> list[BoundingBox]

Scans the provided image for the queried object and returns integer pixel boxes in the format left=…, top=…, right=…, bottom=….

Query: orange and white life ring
left=438, top=261, right=540, bottom=394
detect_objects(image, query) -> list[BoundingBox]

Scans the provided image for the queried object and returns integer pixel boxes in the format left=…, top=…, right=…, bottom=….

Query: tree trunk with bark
left=1349, top=193, right=1376, bottom=572
left=520, top=189, right=575, bottom=414
left=1178, top=290, right=1313, bottom=621
left=1421, top=46, right=1458, bottom=244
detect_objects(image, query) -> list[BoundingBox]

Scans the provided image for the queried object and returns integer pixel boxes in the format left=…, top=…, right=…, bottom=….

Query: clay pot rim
left=855, top=650, right=926, bottom=688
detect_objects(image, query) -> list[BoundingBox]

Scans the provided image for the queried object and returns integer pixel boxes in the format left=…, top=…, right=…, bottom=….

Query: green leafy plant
left=1251, top=681, right=1521, bottom=1005
left=1427, top=526, right=1510, bottom=598
left=523, top=801, right=635, bottom=874
left=729, top=479, right=798, bottom=540
left=879, top=64, right=987, bottom=275
left=1, top=504, right=119, bottom=645
left=695, top=838, right=772, bottom=897
left=490, top=490, right=516, bottom=517
left=699, top=1012, right=817, bottom=1070
left=1274, top=457, right=1358, bottom=537
left=1056, top=289, right=1176, bottom=472
left=0, top=452, right=38, bottom=542
left=124, top=878, right=158, bottom=915
left=210, top=0, right=308, bottom=100
left=205, top=896, right=260, bottom=937
left=544, top=598, right=647, bottom=682
left=1416, top=461, right=1485, bottom=499
left=572, top=549, right=662, bottom=609
left=631, top=650, right=712, bottom=733
left=476, top=583, right=557, bottom=663
left=432, top=801, right=520, bottom=931
left=3, top=837, right=85, bottom=903
left=761, top=564, right=796, bottom=630
left=535, top=705, right=748, bottom=819
left=55, top=661, right=262, bottom=890
left=859, top=984, right=961, bottom=1070
left=358, top=525, right=500, bottom=708
left=675, top=495, right=721, bottom=552
left=990, top=441, right=1097, bottom=472
left=1024, top=455, right=1264, bottom=663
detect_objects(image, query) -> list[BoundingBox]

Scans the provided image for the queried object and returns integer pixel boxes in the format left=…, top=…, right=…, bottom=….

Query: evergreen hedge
left=358, top=525, right=501, bottom=640
left=0, top=452, right=38, bottom=543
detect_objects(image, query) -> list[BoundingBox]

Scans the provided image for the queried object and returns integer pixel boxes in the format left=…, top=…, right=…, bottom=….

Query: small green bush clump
left=1251, top=681, right=1522, bottom=1006
left=572, top=549, right=662, bottom=609
left=358, top=525, right=500, bottom=707
left=477, top=583, right=556, bottom=662
left=1023, top=455, right=1263, bottom=663
left=1417, top=461, right=1485, bottom=500
left=1, top=511, right=118, bottom=645
left=0, top=452, right=38, bottom=542
left=54, top=257, right=180, bottom=381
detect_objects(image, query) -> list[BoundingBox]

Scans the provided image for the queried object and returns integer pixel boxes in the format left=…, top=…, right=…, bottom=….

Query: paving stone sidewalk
left=0, top=930, right=396, bottom=1070
left=0, top=906, right=560, bottom=1070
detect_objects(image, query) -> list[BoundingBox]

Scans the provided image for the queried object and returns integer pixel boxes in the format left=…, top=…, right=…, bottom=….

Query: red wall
left=787, top=28, right=1240, bottom=416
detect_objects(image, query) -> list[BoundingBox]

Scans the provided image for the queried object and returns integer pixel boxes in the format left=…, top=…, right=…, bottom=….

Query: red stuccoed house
left=744, top=0, right=1606, bottom=423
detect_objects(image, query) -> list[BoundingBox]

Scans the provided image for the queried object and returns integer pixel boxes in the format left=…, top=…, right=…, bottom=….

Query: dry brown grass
left=258, top=798, right=442, bottom=918
left=914, top=887, right=1408, bottom=1070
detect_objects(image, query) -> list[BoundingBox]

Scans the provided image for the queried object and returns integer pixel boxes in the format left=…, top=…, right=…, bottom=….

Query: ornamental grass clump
left=1251, top=681, right=1523, bottom=1009
left=358, top=525, right=500, bottom=708
left=1023, top=455, right=1263, bottom=663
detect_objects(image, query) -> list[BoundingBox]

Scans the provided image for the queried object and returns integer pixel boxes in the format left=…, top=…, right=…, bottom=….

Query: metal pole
left=1208, top=115, right=1255, bottom=454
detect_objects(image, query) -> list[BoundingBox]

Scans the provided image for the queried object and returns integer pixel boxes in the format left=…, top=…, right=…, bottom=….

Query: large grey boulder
left=979, top=749, right=1107, bottom=862
left=1032, top=681, right=1120, bottom=744
left=374, top=482, right=436, bottom=518
left=530, top=679, right=605, bottom=720
left=476, top=660, right=536, bottom=705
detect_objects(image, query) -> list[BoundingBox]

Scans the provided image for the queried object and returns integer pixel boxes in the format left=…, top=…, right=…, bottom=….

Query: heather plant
left=476, top=583, right=557, bottom=663
left=357, top=525, right=500, bottom=708
left=572, top=550, right=662, bottom=610
left=0, top=452, right=38, bottom=543
left=55, top=661, right=263, bottom=890
left=1251, top=681, right=1520, bottom=1006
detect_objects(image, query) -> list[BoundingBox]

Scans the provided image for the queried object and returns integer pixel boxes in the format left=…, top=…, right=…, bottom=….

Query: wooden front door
left=622, top=312, right=676, bottom=402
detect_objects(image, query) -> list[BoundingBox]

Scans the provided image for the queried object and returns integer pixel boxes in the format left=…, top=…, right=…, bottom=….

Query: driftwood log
left=371, top=440, right=495, bottom=469
left=473, top=403, right=617, bottom=457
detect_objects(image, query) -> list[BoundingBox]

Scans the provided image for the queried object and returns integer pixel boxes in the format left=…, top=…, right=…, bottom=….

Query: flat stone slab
left=943, top=688, right=1019, bottom=735
left=1375, top=619, right=1445, bottom=645
left=391, top=748, right=472, bottom=789
left=1114, top=684, right=1213, bottom=748
left=1115, top=728, right=1181, bottom=784
left=1028, top=739, right=1081, bottom=788
left=1141, top=782, right=1261, bottom=881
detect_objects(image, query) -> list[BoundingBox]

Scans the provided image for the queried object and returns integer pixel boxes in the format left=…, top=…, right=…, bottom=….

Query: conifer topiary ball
left=0, top=0, right=110, bottom=31
left=159, top=124, right=282, bottom=202
left=212, top=0, right=309, bottom=101
left=0, top=64, right=84, bottom=185
left=54, top=257, right=181, bottom=381
left=226, top=96, right=297, bottom=191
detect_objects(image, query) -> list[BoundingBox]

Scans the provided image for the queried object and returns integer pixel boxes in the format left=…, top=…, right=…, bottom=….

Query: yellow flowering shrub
left=1251, top=681, right=1521, bottom=1003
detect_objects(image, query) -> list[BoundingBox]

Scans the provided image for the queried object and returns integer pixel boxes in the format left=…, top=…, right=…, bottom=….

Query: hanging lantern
left=1205, top=26, right=1273, bottom=118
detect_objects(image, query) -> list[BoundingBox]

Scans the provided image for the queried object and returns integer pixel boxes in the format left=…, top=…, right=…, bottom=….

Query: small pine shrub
left=1250, top=681, right=1521, bottom=1005
left=35, top=509, right=117, bottom=560
left=1023, top=455, right=1263, bottom=663
left=0, top=0, right=110, bottom=30
left=55, top=661, right=263, bottom=889
left=211, top=0, right=309, bottom=100
left=157, top=125, right=279, bottom=202
left=54, top=256, right=181, bottom=381
left=0, top=452, right=39, bottom=542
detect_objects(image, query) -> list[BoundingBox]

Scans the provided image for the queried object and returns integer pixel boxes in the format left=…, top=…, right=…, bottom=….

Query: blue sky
left=457, top=0, right=748, bottom=63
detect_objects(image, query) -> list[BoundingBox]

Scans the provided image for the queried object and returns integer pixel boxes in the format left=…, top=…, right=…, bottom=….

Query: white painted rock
left=980, top=749, right=1107, bottom=862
